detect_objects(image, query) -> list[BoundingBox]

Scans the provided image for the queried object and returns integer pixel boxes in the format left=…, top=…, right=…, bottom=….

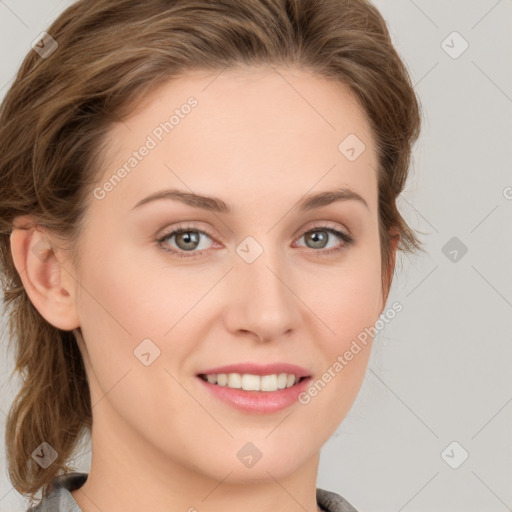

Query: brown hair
left=0, top=0, right=423, bottom=504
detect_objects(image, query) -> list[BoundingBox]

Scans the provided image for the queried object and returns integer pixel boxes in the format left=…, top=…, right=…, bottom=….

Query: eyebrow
left=131, top=186, right=369, bottom=213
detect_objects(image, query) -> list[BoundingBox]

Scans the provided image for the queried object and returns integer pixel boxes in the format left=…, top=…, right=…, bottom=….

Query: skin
left=10, top=65, right=397, bottom=512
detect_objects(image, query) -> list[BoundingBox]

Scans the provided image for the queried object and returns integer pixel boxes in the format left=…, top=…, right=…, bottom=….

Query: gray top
left=26, top=472, right=358, bottom=512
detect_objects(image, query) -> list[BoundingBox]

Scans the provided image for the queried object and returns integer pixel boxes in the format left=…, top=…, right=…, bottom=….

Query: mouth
left=195, top=362, right=312, bottom=413
left=195, top=368, right=313, bottom=414
left=197, top=372, right=309, bottom=392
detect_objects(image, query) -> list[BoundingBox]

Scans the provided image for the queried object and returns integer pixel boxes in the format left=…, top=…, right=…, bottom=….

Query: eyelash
left=156, top=222, right=355, bottom=259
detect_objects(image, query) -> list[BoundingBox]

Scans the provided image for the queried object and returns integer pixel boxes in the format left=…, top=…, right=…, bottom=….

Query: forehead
left=95, top=66, right=378, bottom=215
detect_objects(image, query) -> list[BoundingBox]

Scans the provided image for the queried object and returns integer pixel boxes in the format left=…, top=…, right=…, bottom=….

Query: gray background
left=1, top=1, right=511, bottom=511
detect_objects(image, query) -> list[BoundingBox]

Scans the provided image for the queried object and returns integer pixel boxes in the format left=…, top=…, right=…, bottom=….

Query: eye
left=156, top=222, right=354, bottom=259
left=156, top=224, right=216, bottom=258
left=293, top=224, right=354, bottom=256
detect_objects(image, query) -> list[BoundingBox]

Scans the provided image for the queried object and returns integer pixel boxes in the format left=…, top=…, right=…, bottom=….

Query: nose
left=223, top=243, right=301, bottom=343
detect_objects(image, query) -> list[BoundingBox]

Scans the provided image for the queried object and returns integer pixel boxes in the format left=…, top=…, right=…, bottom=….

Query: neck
left=71, top=404, right=322, bottom=512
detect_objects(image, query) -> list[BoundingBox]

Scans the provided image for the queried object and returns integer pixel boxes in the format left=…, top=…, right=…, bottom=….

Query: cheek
left=295, top=244, right=382, bottom=426
left=76, top=236, right=201, bottom=338
left=74, top=243, right=205, bottom=449
left=72, top=239, right=173, bottom=395
left=74, top=235, right=217, bottom=403
left=302, top=243, right=383, bottom=346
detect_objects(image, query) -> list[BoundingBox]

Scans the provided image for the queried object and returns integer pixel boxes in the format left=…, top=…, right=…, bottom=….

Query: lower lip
left=196, top=376, right=312, bottom=414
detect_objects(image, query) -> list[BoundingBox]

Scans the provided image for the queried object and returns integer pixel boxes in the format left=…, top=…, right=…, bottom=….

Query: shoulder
left=317, top=487, right=359, bottom=512
left=26, top=473, right=88, bottom=512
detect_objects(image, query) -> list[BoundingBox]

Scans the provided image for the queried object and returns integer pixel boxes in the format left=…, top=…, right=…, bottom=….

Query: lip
left=196, top=374, right=312, bottom=414
left=196, top=362, right=311, bottom=378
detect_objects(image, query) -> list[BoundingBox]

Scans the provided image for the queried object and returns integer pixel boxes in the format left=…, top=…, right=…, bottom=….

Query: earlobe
left=9, top=217, right=80, bottom=331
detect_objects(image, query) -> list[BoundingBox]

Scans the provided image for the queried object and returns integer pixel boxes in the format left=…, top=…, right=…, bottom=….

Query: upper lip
left=197, top=362, right=311, bottom=378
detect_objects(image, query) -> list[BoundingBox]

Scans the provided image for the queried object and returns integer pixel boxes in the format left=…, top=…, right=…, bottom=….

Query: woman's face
left=66, top=66, right=386, bottom=482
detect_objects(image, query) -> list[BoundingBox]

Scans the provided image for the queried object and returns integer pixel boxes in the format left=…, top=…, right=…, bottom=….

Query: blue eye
left=156, top=223, right=354, bottom=259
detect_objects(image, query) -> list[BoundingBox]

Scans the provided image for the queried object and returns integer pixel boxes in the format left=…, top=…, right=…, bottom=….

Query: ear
left=381, top=228, right=400, bottom=308
left=9, top=216, right=80, bottom=331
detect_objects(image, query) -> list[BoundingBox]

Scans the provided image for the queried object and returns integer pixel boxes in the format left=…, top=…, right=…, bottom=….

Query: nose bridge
left=226, top=235, right=300, bottom=341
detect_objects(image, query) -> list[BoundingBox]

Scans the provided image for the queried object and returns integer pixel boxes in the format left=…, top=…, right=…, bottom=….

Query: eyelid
left=156, top=221, right=222, bottom=243
left=300, top=220, right=352, bottom=238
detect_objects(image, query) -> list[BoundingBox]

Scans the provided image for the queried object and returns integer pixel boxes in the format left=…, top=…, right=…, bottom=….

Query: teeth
left=260, top=374, right=277, bottom=391
left=201, top=373, right=303, bottom=391
left=276, top=373, right=288, bottom=389
left=228, top=373, right=242, bottom=388
left=242, top=373, right=260, bottom=391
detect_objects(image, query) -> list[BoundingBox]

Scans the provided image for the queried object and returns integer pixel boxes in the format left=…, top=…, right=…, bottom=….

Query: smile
left=198, top=372, right=307, bottom=392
